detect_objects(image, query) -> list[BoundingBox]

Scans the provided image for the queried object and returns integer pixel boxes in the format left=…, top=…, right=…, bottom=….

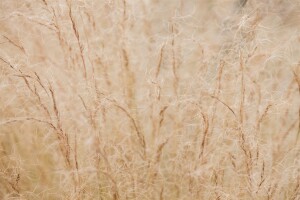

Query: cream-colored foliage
left=0, top=0, right=299, bottom=199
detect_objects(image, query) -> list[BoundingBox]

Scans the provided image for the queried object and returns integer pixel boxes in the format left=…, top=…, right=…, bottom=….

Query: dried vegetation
left=0, top=0, right=300, bottom=199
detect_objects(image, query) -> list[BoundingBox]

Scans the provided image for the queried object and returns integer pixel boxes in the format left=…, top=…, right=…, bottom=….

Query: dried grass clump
left=0, top=0, right=300, bottom=199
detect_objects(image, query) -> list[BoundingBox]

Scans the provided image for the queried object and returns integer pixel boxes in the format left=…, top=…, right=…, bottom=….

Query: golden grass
left=0, top=0, right=299, bottom=199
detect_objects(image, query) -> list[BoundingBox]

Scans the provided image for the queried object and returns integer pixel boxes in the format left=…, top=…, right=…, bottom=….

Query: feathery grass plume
left=0, top=0, right=300, bottom=199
